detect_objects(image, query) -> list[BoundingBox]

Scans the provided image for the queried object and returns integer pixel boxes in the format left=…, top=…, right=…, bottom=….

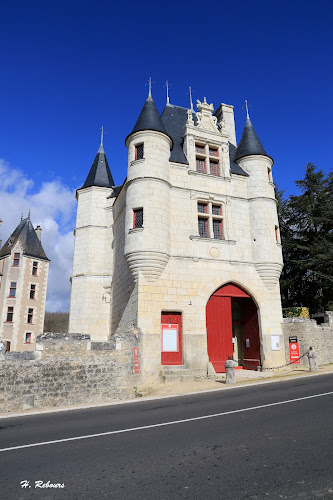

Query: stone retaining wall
left=282, top=312, right=333, bottom=368
left=0, top=330, right=142, bottom=413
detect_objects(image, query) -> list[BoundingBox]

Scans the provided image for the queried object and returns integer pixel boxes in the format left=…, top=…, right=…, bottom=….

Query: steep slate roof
left=0, top=218, right=49, bottom=261
left=235, top=117, right=269, bottom=161
left=161, top=105, right=189, bottom=164
left=129, top=97, right=171, bottom=142
left=80, top=144, right=114, bottom=189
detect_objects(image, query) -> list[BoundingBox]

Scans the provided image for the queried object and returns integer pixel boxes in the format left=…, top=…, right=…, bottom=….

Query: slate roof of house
left=235, top=117, right=269, bottom=161
left=81, top=144, right=115, bottom=189
left=0, top=217, right=49, bottom=261
left=161, top=104, right=248, bottom=176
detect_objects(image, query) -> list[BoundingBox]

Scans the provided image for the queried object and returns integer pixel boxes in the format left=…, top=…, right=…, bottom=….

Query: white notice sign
left=271, top=335, right=280, bottom=351
left=162, top=328, right=178, bottom=352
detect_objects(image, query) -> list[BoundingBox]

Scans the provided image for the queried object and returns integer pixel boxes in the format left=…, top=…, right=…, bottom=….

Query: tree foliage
left=276, top=164, right=333, bottom=314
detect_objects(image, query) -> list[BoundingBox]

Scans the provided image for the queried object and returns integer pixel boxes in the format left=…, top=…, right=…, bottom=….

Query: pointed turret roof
left=130, top=96, right=169, bottom=137
left=0, top=217, right=49, bottom=261
left=80, top=132, right=114, bottom=189
left=235, top=116, right=270, bottom=161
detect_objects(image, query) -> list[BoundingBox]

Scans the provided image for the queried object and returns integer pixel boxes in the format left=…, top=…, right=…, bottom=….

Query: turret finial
left=98, top=126, right=105, bottom=153
left=189, top=87, right=194, bottom=112
left=147, top=77, right=152, bottom=101
left=166, top=80, right=170, bottom=106
left=28, top=209, right=31, bottom=220
left=21, top=213, right=23, bottom=221
left=245, top=99, right=250, bottom=120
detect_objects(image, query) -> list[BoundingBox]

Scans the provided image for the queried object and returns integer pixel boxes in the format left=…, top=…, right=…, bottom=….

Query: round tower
left=124, top=91, right=173, bottom=281
left=69, top=131, right=114, bottom=339
left=235, top=110, right=283, bottom=288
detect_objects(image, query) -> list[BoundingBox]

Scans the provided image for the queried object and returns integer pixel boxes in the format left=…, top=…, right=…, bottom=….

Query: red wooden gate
left=161, top=312, right=182, bottom=365
left=206, top=296, right=233, bottom=373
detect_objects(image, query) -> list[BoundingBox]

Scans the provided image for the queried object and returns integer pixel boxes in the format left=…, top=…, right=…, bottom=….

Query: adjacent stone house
left=69, top=90, right=285, bottom=381
left=0, top=216, right=50, bottom=351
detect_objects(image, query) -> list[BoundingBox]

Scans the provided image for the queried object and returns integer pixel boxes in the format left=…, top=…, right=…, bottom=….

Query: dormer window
left=195, top=143, right=221, bottom=176
left=13, top=253, right=20, bottom=266
left=135, top=144, right=144, bottom=160
left=196, top=158, right=206, bottom=174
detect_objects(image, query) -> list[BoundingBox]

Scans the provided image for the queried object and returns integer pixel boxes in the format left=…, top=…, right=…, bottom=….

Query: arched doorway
left=206, top=283, right=261, bottom=372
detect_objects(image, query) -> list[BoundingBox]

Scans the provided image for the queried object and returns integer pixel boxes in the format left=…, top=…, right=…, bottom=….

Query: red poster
left=134, top=347, right=139, bottom=374
left=289, top=342, right=300, bottom=364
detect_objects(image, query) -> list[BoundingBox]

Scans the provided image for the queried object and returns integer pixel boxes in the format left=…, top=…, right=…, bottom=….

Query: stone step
left=162, top=365, right=193, bottom=383
left=163, top=374, right=193, bottom=384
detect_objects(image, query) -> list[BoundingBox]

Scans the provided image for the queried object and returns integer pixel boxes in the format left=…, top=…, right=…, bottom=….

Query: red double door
left=206, top=284, right=260, bottom=372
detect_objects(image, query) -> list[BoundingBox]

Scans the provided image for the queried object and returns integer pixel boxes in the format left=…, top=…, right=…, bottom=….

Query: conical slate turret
left=235, top=117, right=269, bottom=161
left=130, top=98, right=169, bottom=137
left=81, top=132, right=114, bottom=189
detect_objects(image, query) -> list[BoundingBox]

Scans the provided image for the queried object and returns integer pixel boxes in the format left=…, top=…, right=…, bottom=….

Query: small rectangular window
left=13, top=253, right=20, bottom=266
left=32, top=261, right=38, bottom=276
left=195, top=144, right=205, bottom=155
left=27, top=308, right=34, bottom=324
left=25, top=333, right=32, bottom=344
left=196, top=158, right=206, bottom=174
left=30, top=284, right=36, bottom=300
left=212, top=205, right=222, bottom=216
left=209, top=147, right=218, bottom=157
left=198, top=218, right=209, bottom=238
left=133, top=208, right=144, bottom=229
left=213, top=220, right=223, bottom=240
left=210, top=161, right=219, bottom=176
left=135, top=143, right=144, bottom=160
left=9, top=282, right=17, bottom=297
left=6, top=307, right=14, bottom=322
left=197, top=203, right=207, bottom=214
left=268, top=168, right=272, bottom=182
left=275, top=226, right=279, bottom=243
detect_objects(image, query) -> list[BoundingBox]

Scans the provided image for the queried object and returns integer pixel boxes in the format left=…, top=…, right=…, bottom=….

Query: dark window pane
left=195, top=144, right=205, bottom=154
left=135, top=144, right=144, bottom=160
left=213, top=220, right=222, bottom=239
left=134, top=209, right=143, bottom=228
left=209, top=148, right=218, bottom=157
left=212, top=205, right=221, bottom=216
left=196, top=158, right=205, bottom=173
left=198, top=218, right=208, bottom=238
left=197, top=203, right=207, bottom=214
left=210, top=162, right=219, bottom=176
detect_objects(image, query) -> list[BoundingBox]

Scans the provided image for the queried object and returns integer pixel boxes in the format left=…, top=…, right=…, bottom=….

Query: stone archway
left=206, top=283, right=261, bottom=372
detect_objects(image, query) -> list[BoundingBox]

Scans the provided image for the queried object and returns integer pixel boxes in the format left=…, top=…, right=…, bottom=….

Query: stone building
left=0, top=216, right=50, bottom=351
left=69, top=90, right=285, bottom=381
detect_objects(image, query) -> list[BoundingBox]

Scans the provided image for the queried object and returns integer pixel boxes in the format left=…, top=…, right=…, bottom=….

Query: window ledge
left=190, top=235, right=236, bottom=245
left=129, top=227, right=144, bottom=234
left=130, top=159, right=145, bottom=166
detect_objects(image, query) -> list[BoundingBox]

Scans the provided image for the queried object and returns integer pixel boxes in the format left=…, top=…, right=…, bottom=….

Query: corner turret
left=80, top=128, right=114, bottom=190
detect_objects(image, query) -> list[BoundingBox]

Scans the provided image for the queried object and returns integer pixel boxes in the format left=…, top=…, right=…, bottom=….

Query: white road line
left=1, top=391, right=332, bottom=453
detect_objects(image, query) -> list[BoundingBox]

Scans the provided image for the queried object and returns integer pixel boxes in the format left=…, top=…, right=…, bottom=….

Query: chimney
left=35, top=225, right=42, bottom=241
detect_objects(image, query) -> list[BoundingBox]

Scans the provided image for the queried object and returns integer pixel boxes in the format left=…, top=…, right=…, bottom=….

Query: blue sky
left=0, top=0, right=332, bottom=310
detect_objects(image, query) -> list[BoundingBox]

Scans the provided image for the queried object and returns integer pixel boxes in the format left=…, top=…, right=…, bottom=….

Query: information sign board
left=289, top=342, right=300, bottom=364
left=161, top=324, right=179, bottom=352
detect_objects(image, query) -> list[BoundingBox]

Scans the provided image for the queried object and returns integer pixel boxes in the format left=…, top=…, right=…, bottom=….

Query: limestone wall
left=0, top=331, right=142, bottom=413
left=282, top=313, right=333, bottom=367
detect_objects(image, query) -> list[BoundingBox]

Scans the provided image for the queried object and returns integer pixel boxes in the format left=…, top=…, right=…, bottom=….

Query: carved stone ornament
left=195, top=97, right=219, bottom=133
left=187, top=109, right=194, bottom=125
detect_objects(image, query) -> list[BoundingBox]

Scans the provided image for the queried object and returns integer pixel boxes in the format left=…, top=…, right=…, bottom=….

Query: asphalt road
left=0, top=374, right=333, bottom=500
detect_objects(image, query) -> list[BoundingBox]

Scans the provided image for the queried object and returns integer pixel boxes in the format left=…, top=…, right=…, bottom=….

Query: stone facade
left=69, top=94, right=286, bottom=383
left=0, top=331, right=142, bottom=413
left=282, top=312, right=333, bottom=367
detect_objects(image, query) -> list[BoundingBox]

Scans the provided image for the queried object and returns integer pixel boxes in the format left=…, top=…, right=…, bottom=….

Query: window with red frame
left=30, top=284, right=36, bottom=300
left=195, top=144, right=205, bottom=155
left=25, top=332, right=32, bottom=344
left=210, top=161, right=219, bottom=176
left=135, top=143, right=144, bottom=160
left=213, top=219, right=223, bottom=240
left=196, top=158, right=206, bottom=173
left=32, top=261, right=38, bottom=276
left=197, top=203, right=208, bottom=214
left=209, top=147, right=218, bottom=157
left=212, top=205, right=222, bottom=216
left=6, top=307, right=14, bottom=322
left=13, top=253, right=20, bottom=266
left=275, top=226, right=280, bottom=243
left=198, top=218, right=209, bottom=238
left=27, top=308, right=34, bottom=324
left=133, top=208, right=143, bottom=229
left=9, top=282, right=17, bottom=297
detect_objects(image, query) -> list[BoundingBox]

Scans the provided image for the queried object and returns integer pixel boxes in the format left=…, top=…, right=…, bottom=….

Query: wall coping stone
left=37, top=332, right=91, bottom=341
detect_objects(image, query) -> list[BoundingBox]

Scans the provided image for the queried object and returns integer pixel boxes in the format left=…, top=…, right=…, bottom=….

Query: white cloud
left=0, top=159, right=76, bottom=312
